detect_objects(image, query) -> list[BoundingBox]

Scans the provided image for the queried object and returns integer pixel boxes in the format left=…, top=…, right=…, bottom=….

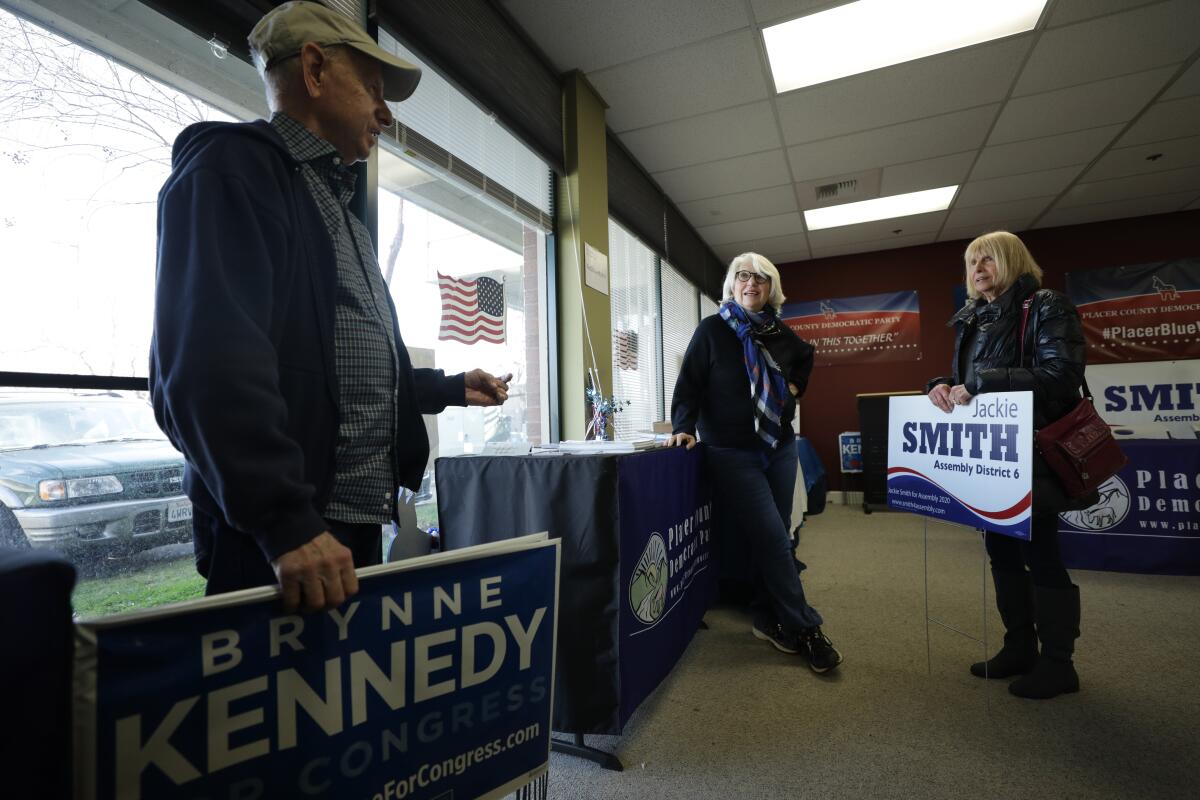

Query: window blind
left=377, top=30, right=553, bottom=231
left=661, top=261, right=700, bottom=414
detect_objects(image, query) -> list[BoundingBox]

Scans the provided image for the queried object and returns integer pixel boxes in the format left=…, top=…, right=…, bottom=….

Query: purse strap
left=1018, top=294, right=1092, bottom=401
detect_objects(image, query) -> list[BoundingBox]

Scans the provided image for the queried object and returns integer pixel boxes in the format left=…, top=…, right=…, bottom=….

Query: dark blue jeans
left=706, top=442, right=823, bottom=632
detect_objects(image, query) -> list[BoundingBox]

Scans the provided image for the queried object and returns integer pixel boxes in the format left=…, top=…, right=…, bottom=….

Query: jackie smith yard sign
left=887, top=392, right=1033, bottom=540
left=74, top=535, right=559, bottom=800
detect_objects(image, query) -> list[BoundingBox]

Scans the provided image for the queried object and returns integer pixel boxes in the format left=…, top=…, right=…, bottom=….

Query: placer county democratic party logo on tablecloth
left=1066, top=258, right=1200, bottom=364
left=886, top=392, right=1034, bottom=540
left=781, top=290, right=921, bottom=366
left=629, top=533, right=668, bottom=624
left=1059, top=475, right=1131, bottom=532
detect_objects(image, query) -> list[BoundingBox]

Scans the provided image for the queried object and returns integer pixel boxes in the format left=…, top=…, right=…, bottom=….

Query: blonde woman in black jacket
left=927, top=231, right=1095, bottom=700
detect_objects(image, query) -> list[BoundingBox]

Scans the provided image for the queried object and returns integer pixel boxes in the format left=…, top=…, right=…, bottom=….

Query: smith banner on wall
left=1086, top=359, right=1200, bottom=438
left=1066, top=258, right=1200, bottom=364
left=74, top=536, right=559, bottom=800
left=887, top=392, right=1033, bottom=540
left=781, top=290, right=921, bottom=366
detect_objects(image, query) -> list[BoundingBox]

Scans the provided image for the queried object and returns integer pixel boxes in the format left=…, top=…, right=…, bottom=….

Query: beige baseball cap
left=248, top=1, right=421, bottom=101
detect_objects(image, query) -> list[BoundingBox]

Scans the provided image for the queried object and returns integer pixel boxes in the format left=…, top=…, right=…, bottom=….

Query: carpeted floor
left=541, top=503, right=1200, bottom=799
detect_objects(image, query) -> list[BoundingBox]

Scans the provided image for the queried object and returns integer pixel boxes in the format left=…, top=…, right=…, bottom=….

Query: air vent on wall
left=815, top=179, right=858, bottom=201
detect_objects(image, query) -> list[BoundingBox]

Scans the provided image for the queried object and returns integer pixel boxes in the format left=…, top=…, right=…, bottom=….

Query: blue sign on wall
left=74, top=537, right=559, bottom=800
left=839, top=431, right=862, bottom=473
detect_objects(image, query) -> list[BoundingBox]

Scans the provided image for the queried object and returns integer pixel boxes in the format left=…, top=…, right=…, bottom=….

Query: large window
left=0, top=8, right=236, bottom=379
left=375, top=36, right=554, bottom=535
left=609, top=220, right=662, bottom=439
left=0, top=6, right=255, bottom=615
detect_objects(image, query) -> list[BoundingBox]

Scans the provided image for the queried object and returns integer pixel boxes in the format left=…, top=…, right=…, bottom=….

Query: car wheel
left=0, top=505, right=31, bottom=550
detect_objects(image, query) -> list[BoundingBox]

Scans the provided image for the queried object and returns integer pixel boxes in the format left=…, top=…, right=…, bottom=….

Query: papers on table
left=556, top=439, right=662, bottom=454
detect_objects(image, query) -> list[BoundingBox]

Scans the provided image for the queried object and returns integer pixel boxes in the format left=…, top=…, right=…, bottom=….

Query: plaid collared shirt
left=270, top=113, right=398, bottom=524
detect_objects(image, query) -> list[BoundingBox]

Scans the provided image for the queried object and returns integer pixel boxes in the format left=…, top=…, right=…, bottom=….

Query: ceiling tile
left=1035, top=190, right=1197, bottom=228
left=749, top=0, right=836, bottom=25
left=786, top=105, right=998, bottom=183
left=1058, top=165, right=1200, bottom=207
left=713, top=232, right=811, bottom=262
left=939, top=219, right=1034, bottom=243
left=696, top=212, right=805, bottom=245
left=652, top=150, right=791, bottom=203
left=809, top=231, right=938, bottom=260
left=1083, top=134, right=1200, bottom=181
left=618, top=101, right=781, bottom=172
left=880, top=152, right=977, bottom=197
left=595, top=31, right=769, bottom=132
left=971, top=125, right=1123, bottom=180
left=498, top=0, right=749, bottom=73
left=1118, top=96, right=1200, bottom=145
left=1163, top=59, right=1200, bottom=100
left=807, top=211, right=945, bottom=249
left=775, top=38, right=1030, bottom=146
left=956, top=166, right=1084, bottom=208
left=770, top=250, right=811, bottom=264
left=677, top=185, right=799, bottom=228
left=1014, top=0, right=1200, bottom=96
left=1048, top=0, right=1170, bottom=27
left=945, top=197, right=1053, bottom=229
left=989, top=68, right=1175, bottom=144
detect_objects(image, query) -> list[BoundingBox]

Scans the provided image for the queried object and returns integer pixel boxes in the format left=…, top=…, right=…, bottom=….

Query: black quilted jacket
left=927, top=273, right=1087, bottom=429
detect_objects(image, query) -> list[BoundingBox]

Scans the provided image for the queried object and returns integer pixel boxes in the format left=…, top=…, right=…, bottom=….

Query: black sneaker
left=751, top=622, right=800, bottom=654
left=798, top=626, right=842, bottom=673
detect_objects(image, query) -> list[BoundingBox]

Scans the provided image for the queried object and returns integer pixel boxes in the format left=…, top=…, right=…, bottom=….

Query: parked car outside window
left=0, top=393, right=191, bottom=555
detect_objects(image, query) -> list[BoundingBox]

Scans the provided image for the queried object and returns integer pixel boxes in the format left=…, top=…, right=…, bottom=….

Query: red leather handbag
left=1019, top=297, right=1128, bottom=498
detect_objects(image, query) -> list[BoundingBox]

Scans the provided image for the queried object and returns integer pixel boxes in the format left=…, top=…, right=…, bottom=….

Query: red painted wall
left=780, top=209, right=1200, bottom=491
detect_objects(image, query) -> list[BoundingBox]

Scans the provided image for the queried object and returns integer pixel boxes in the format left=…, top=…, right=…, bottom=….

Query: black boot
left=970, top=568, right=1037, bottom=678
left=1010, top=584, right=1080, bottom=699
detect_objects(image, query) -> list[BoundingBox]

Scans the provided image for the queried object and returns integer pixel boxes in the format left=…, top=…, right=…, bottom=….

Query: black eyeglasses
left=735, top=270, right=770, bottom=285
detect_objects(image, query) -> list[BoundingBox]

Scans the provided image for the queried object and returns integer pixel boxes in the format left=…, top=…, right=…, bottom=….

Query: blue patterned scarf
left=719, top=300, right=790, bottom=448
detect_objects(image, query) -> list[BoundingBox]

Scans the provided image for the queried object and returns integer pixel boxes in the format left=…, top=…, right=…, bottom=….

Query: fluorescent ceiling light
left=763, top=0, right=1047, bottom=92
left=804, top=186, right=958, bottom=231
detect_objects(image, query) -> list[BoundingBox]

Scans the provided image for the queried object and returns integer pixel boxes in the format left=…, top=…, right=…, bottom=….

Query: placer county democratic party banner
left=1066, top=258, right=1200, bottom=364
left=781, top=290, right=921, bottom=366
left=74, top=536, right=559, bottom=800
left=1087, top=358, right=1200, bottom=438
left=887, top=392, right=1033, bottom=540
left=1057, top=440, right=1200, bottom=575
left=616, top=446, right=715, bottom=727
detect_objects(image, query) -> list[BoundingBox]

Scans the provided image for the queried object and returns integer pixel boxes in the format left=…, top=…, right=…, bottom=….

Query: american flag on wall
left=437, top=272, right=506, bottom=345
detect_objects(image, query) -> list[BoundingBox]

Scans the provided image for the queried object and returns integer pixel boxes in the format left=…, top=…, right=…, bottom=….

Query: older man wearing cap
left=150, top=1, right=510, bottom=612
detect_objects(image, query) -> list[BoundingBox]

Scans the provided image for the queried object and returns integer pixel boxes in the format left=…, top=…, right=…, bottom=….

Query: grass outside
left=416, top=500, right=439, bottom=531
left=72, top=504, right=440, bottom=618
left=72, top=556, right=205, bottom=618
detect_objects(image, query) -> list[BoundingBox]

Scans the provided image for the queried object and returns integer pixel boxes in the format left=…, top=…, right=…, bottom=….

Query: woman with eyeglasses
left=667, top=252, right=841, bottom=673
